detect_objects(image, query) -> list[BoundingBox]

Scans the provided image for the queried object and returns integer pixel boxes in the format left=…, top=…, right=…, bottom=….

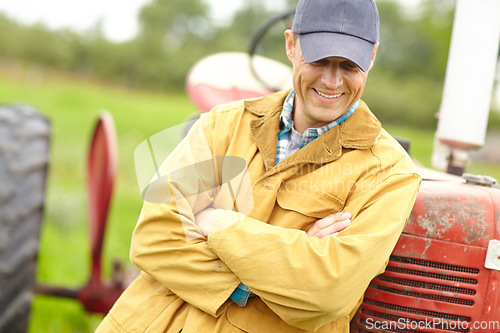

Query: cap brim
left=299, top=32, right=375, bottom=72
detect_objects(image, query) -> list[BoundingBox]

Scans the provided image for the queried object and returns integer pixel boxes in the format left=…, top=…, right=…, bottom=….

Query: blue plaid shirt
left=229, top=89, right=359, bottom=307
left=276, top=90, right=360, bottom=164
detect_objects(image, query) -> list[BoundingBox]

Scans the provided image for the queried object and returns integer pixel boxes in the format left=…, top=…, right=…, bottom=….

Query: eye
left=341, top=61, right=359, bottom=71
left=311, top=59, right=329, bottom=66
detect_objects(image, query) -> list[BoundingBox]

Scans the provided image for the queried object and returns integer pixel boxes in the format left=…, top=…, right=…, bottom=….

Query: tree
left=133, top=0, right=215, bottom=89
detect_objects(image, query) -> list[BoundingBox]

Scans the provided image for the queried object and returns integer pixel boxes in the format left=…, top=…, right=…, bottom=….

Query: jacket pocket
left=277, top=185, right=344, bottom=219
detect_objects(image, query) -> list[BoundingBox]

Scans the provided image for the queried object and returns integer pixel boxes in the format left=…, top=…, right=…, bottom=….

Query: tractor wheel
left=0, top=105, right=50, bottom=333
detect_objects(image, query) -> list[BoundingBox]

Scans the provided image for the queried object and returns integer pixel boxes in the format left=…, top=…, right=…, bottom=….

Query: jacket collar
left=247, top=89, right=381, bottom=172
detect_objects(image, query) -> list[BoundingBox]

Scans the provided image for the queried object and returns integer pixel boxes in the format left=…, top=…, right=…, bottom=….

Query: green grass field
left=1, top=72, right=198, bottom=332
left=1, top=70, right=499, bottom=332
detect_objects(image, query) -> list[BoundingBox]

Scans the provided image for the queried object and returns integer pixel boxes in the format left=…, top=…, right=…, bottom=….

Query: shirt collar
left=280, top=89, right=360, bottom=140
left=247, top=90, right=381, bottom=171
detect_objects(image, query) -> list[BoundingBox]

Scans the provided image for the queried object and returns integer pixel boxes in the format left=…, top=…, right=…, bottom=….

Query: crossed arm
left=196, top=208, right=352, bottom=239
left=195, top=208, right=352, bottom=307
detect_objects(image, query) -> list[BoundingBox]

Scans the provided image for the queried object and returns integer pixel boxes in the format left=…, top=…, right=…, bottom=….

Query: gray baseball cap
left=292, top=0, right=380, bottom=72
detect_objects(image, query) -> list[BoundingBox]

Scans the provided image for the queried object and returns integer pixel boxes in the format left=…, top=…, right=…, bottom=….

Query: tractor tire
left=0, top=105, right=50, bottom=333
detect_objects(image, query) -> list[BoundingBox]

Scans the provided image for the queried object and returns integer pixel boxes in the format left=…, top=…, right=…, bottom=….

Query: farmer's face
left=285, top=30, right=378, bottom=133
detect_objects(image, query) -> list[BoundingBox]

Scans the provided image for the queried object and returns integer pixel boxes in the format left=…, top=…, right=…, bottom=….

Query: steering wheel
left=248, top=8, right=296, bottom=92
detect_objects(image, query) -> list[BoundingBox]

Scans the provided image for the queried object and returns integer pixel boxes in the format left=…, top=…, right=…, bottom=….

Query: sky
left=0, top=0, right=421, bottom=42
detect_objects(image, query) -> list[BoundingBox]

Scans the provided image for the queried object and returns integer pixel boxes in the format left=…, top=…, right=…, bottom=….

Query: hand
left=306, top=212, right=352, bottom=239
left=194, top=207, right=225, bottom=237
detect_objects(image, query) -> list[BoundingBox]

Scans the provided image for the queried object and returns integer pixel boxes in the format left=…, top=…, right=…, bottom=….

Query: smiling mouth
left=314, top=89, right=343, bottom=99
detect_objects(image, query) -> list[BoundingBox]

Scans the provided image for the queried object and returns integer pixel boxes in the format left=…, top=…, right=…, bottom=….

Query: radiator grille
left=389, top=256, right=480, bottom=274
left=385, top=266, right=478, bottom=285
left=375, top=275, right=476, bottom=296
left=356, top=252, right=482, bottom=333
left=370, top=284, right=474, bottom=306
left=363, top=299, right=472, bottom=323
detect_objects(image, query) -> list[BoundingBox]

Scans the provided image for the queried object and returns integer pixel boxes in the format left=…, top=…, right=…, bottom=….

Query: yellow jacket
left=97, top=90, right=421, bottom=332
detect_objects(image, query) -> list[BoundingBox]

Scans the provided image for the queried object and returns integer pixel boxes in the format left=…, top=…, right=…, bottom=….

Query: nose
left=321, top=62, right=343, bottom=88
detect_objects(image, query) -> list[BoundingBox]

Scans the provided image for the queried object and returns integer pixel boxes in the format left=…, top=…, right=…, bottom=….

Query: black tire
left=0, top=105, right=50, bottom=333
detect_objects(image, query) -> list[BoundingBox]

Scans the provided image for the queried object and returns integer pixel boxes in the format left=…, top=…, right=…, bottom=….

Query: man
left=97, top=0, right=421, bottom=331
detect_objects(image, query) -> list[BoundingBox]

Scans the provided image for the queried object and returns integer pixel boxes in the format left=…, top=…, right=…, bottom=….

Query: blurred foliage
left=363, top=0, right=452, bottom=128
left=0, top=0, right=499, bottom=128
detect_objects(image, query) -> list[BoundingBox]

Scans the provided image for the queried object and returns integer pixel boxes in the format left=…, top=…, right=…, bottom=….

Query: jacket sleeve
left=207, top=172, right=421, bottom=331
left=130, top=117, right=241, bottom=317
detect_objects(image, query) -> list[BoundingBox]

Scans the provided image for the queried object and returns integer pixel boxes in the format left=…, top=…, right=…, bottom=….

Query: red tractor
left=0, top=0, right=499, bottom=332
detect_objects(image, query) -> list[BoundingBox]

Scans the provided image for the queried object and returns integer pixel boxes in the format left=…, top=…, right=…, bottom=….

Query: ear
left=284, top=29, right=295, bottom=62
left=368, top=43, right=379, bottom=71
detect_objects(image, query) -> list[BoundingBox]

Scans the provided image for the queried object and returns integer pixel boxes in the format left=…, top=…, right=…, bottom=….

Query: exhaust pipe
left=433, top=0, right=500, bottom=175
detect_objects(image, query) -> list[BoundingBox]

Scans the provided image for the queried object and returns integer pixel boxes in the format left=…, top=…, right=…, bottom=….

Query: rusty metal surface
left=482, top=270, right=500, bottom=324
left=482, top=190, right=500, bottom=325
left=497, top=208, right=500, bottom=235
left=495, top=191, right=500, bottom=240
left=405, top=180, right=500, bottom=247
